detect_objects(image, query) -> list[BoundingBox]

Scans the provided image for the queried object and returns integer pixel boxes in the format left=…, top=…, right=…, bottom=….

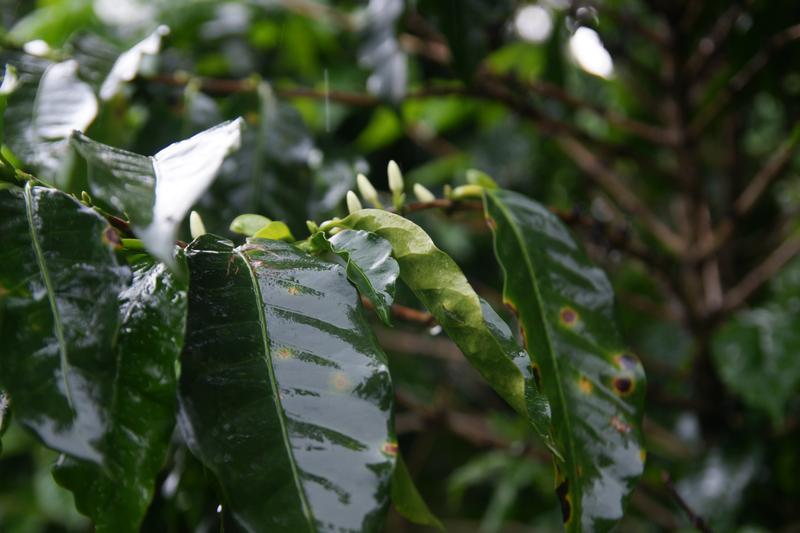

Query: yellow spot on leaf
left=578, top=376, right=593, bottom=394
left=330, top=371, right=350, bottom=391
left=382, top=441, right=399, bottom=456
left=275, top=347, right=293, bottom=360
left=287, top=285, right=301, bottom=295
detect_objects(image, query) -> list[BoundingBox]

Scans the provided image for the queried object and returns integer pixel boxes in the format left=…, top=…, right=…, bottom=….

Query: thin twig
left=722, top=235, right=800, bottom=312
left=685, top=2, right=750, bottom=78
left=693, top=128, right=800, bottom=261
left=690, top=24, right=800, bottom=136
left=661, top=471, right=714, bottom=533
left=361, top=296, right=435, bottom=326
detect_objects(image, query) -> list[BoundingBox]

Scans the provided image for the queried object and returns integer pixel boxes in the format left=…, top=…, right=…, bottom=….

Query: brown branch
left=685, top=2, right=750, bottom=78
left=690, top=24, right=800, bottom=136
left=556, top=136, right=686, bottom=254
left=661, top=471, right=714, bottom=533
left=361, top=296, right=435, bottom=326
left=692, top=128, right=800, bottom=261
left=722, top=235, right=800, bottom=312
left=518, top=77, right=678, bottom=146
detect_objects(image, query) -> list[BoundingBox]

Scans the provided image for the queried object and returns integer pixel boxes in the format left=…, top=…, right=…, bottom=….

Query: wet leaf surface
left=52, top=253, right=187, bottom=533
left=484, top=189, right=646, bottom=532
left=310, top=229, right=399, bottom=325
left=180, top=235, right=395, bottom=532
left=0, top=184, right=128, bottom=461
left=71, top=119, right=243, bottom=265
left=340, top=209, right=552, bottom=446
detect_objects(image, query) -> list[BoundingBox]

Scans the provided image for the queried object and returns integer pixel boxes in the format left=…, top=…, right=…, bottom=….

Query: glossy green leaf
left=4, top=57, right=97, bottom=184
left=0, top=183, right=128, bottom=461
left=712, top=258, right=800, bottom=427
left=99, top=25, right=168, bottom=101
left=252, top=220, right=294, bottom=241
left=230, top=213, right=272, bottom=236
left=51, top=253, right=187, bottom=533
left=180, top=235, right=395, bottom=532
left=70, top=119, right=244, bottom=265
left=310, top=229, right=399, bottom=325
left=483, top=189, right=646, bottom=532
left=391, top=454, right=444, bottom=531
left=339, top=209, right=553, bottom=447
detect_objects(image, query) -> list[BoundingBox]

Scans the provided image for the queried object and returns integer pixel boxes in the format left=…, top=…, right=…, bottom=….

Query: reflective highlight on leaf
left=180, top=235, right=394, bottom=532
left=310, top=229, right=399, bottom=325
left=0, top=184, right=127, bottom=461
left=71, top=119, right=244, bottom=265
left=53, top=254, right=188, bottom=533
left=484, top=189, right=645, bottom=532
left=339, top=209, right=553, bottom=447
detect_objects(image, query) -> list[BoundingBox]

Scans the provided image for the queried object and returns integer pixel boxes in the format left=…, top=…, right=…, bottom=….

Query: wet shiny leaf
left=712, top=258, right=800, bottom=427
left=180, top=235, right=395, bottom=532
left=339, top=209, right=553, bottom=447
left=391, top=454, right=443, bottom=531
left=229, top=213, right=272, bottom=236
left=3, top=57, right=97, bottom=184
left=483, top=189, right=646, bottom=532
left=310, top=229, right=399, bottom=325
left=52, top=253, right=187, bottom=533
left=71, top=119, right=244, bottom=266
left=0, top=184, right=128, bottom=461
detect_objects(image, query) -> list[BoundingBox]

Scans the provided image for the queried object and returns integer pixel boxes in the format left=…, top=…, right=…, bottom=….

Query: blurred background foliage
left=1, top=0, right=800, bottom=531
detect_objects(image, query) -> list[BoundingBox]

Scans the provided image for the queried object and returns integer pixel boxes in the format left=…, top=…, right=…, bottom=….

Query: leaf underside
left=484, top=189, right=646, bottom=532
left=180, top=235, right=395, bottom=533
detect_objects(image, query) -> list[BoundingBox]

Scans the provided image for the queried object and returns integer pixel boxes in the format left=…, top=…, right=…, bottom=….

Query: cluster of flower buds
left=346, top=160, right=443, bottom=215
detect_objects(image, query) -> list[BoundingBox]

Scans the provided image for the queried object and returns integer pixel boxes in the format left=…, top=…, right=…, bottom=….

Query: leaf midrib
left=487, top=192, right=581, bottom=507
left=236, top=247, right=315, bottom=532
left=23, top=183, right=74, bottom=408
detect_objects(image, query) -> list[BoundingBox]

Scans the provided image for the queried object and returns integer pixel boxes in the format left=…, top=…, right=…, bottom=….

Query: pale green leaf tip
left=465, top=168, right=498, bottom=189
left=252, top=220, right=295, bottom=242
left=229, top=213, right=272, bottom=236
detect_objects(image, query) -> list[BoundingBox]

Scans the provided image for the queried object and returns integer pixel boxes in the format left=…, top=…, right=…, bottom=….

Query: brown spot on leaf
left=382, top=441, right=398, bottom=456
left=612, top=375, right=635, bottom=396
left=610, top=415, right=631, bottom=434
left=531, top=364, right=542, bottom=388
left=556, top=479, right=572, bottom=524
left=287, top=285, right=301, bottom=295
left=101, top=226, right=122, bottom=249
left=559, top=306, right=578, bottom=328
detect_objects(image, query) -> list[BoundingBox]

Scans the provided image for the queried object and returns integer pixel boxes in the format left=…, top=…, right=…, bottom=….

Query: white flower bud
left=356, top=173, right=381, bottom=207
left=413, top=183, right=436, bottom=203
left=387, top=160, right=404, bottom=195
left=189, top=210, right=206, bottom=239
left=346, top=190, right=363, bottom=214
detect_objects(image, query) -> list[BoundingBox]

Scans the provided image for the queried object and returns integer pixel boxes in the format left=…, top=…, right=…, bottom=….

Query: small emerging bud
left=387, top=160, right=404, bottom=195
left=356, top=173, right=382, bottom=208
left=413, top=183, right=436, bottom=203
left=346, top=190, right=363, bottom=214
left=190, top=210, right=207, bottom=239
left=306, top=220, right=319, bottom=234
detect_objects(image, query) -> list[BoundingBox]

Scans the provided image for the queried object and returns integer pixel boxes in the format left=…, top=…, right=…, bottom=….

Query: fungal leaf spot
left=556, top=479, right=572, bottom=524
left=612, top=374, right=635, bottom=396
left=559, top=306, right=578, bottom=328
left=610, top=415, right=631, bottom=434
left=578, top=376, right=593, bottom=394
